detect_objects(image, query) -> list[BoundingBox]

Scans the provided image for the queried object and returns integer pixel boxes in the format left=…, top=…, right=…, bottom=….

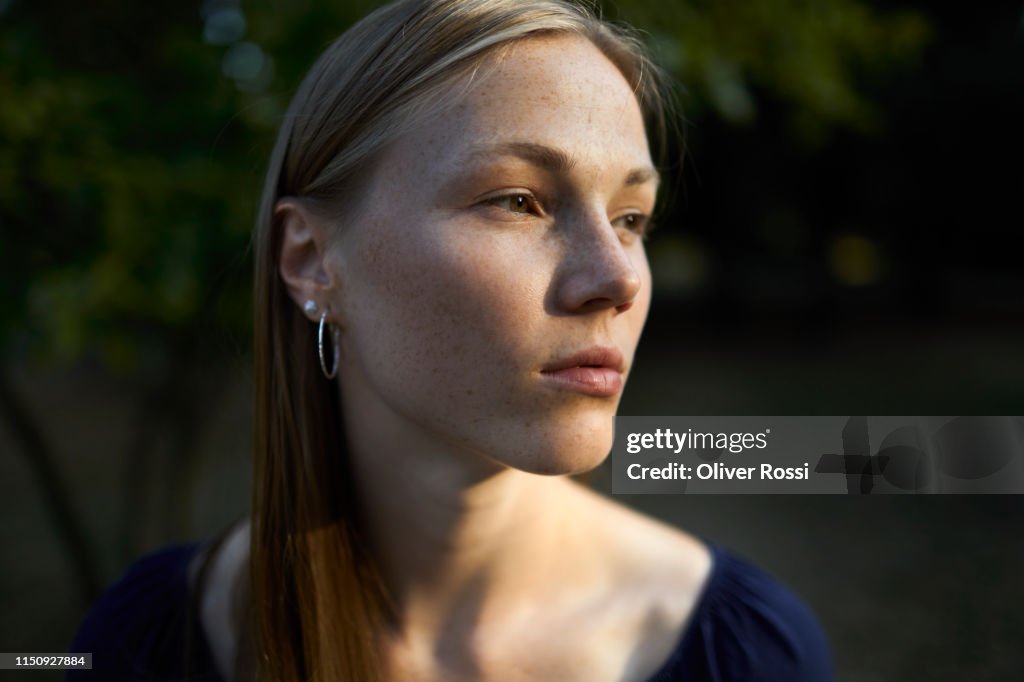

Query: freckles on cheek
left=377, top=235, right=544, bottom=371
left=356, top=221, right=529, bottom=345
left=433, top=241, right=543, bottom=345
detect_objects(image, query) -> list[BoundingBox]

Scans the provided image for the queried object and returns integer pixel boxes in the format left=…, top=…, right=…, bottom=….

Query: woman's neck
left=338, top=378, right=609, bottom=640
left=353, top=445, right=600, bottom=636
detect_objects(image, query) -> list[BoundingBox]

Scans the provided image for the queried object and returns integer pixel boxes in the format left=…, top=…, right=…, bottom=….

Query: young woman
left=71, top=1, right=833, bottom=680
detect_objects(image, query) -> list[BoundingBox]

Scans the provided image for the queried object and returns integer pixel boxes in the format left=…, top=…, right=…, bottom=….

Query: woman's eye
left=614, top=213, right=651, bottom=236
left=486, top=193, right=537, bottom=215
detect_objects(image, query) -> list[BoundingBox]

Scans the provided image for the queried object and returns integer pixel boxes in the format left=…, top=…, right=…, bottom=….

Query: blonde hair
left=250, top=1, right=675, bottom=679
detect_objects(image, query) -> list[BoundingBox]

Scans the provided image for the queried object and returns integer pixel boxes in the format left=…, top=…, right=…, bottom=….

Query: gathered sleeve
left=66, top=543, right=222, bottom=681
left=647, top=542, right=835, bottom=682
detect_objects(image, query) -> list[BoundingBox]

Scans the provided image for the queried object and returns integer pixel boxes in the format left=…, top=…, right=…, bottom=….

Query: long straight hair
left=249, top=1, right=675, bottom=679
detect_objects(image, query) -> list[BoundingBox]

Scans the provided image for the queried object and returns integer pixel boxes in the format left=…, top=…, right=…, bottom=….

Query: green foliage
left=2, top=1, right=249, bottom=369
left=617, top=0, right=931, bottom=142
left=0, top=0, right=930, bottom=372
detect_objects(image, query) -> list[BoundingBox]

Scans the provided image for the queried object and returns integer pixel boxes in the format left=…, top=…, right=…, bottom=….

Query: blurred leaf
left=617, top=0, right=931, bottom=140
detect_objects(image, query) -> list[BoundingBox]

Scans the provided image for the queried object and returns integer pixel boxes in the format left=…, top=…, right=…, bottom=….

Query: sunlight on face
left=333, top=35, right=657, bottom=475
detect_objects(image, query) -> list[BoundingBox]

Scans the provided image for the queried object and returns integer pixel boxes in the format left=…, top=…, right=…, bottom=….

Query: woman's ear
left=275, top=198, right=338, bottom=320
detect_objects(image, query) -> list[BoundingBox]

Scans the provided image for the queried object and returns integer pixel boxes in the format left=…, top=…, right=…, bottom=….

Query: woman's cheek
left=348, top=223, right=546, bottom=377
left=404, top=226, right=549, bottom=333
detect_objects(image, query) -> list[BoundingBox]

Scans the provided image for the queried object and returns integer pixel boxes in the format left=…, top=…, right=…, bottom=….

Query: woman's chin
left=495, top=425, right=615, bottom=477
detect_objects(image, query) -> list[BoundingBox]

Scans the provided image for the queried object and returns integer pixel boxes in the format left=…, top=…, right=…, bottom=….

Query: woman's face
left=330, top=34, right=657, bottom=475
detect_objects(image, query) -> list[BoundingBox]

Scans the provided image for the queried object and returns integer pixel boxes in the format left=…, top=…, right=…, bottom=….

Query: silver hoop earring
left=317, top=312, right=340, bottom=380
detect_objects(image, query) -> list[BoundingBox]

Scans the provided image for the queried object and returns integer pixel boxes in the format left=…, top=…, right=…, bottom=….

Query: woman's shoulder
left=574, top=488, right=832, bottom=681
left=67, top=541, right=223, bottom=681
left=648, top=541, right=835, bottom=682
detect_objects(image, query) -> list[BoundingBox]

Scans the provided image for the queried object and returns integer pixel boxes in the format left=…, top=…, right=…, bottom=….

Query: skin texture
left=326, top=40, right=655, bottom=479
left=263, top=34, right=711, bottom=681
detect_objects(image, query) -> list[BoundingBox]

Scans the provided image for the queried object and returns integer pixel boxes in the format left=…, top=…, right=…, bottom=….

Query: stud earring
left=303, top=300, right=318, bottom=316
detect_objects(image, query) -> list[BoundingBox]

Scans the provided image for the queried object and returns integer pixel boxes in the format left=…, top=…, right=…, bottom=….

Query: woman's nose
left=551, top=210, right=642, bottom=315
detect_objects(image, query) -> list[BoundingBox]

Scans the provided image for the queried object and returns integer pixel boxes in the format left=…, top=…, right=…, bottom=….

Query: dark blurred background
left=1, top=0, right=1022, bottom=680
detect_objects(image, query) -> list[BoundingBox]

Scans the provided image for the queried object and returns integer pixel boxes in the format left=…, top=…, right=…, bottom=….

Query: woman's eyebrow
left=464, top=140, right=659, bottom=188
left=623, top=166, right=660, bottom=189
left=465, top=141, right=575, bottom=174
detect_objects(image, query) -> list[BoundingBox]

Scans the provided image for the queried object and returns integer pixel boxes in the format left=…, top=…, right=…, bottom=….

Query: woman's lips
left=539, top=366, right=623, bottom=397
left=539, top=346, right=625, bottom=397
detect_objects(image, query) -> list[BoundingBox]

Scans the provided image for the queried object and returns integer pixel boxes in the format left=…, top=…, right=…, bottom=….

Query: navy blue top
left=68, top=540, right=833, bottom=681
